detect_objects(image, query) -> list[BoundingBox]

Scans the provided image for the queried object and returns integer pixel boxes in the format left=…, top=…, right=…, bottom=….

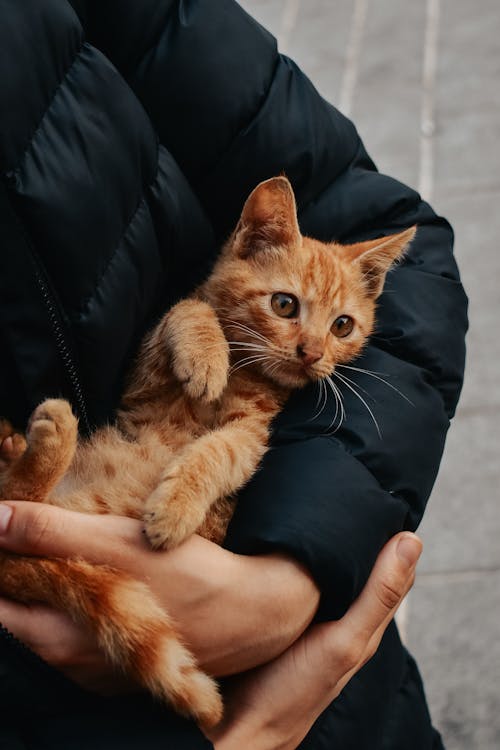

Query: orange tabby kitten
left=0, top=177, right=415, bottom=726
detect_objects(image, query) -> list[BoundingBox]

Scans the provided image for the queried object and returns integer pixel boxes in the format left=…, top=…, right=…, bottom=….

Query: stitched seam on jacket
left=298, top=133, right=364, bottom=220
left=200, top=54, right=359, bottom=210
left=75, top=139, right=161, bottom=318
left=3, top=40, right=86, bottom=178
left=198, top=50, right=280, bottom=183
left=127, top=1, right=178, bottom=77
left=0, top=183, right=91, bottom=430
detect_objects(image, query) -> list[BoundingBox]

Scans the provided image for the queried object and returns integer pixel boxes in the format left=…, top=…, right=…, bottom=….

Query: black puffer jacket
left=0, top=1, right=467, bottom=748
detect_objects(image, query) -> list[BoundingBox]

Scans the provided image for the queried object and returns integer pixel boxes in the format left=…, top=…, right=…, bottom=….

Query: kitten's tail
left=0, top=553, right=222, bottom=727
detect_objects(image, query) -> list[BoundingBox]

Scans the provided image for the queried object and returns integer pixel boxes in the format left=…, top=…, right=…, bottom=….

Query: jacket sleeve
left=82, top=0, right=468, bottom=619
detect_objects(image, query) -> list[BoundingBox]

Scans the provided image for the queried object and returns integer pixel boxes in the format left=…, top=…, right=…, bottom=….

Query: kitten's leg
left=0, top=552, right=222, bottom=727
left=0, top=399, right=77, bottom=502
left=164, top=299, right=229, bottom=402
left=144, top=417, right=269, bottom=549
left=125, top=299, right=229, bottom=404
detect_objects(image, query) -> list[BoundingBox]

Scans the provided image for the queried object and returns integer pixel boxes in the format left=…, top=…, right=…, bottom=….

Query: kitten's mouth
left=270, top=361, right=320, bottom=388
left=299, top=362, right=327, bottom=382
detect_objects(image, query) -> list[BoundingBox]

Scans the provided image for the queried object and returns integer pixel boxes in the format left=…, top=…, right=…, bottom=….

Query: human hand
left=0, top=501, right=319, bottom=692
left=205, top=532, right=422, bottom=750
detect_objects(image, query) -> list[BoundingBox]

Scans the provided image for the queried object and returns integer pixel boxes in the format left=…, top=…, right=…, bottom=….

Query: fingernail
left=0, top=504, right=13, bottom=534
left=396, top=534, right=422, bottom=568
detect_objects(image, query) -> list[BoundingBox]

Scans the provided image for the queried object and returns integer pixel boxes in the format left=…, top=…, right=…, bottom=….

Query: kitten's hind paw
left=0, top=418, right=13, bottom=442
left=0, top=419, right=27, bottom=468
left=28, top=399, right=77, bottom=447
left=25, top=399, right=78, bottom=480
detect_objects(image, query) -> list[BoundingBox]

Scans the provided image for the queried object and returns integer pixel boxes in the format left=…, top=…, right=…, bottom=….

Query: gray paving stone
left=407, top=572, right=500, bottom=750
left=244, top=0, right=425, bottom=189
left=432, top=189, right=500, bottom=412
left=417, top=410, right=500, bottom=573
left=352, top=0, right=425, bottom=191
left=240, top=0, right=352, bottom=104
left=280, top=0, right=352, bottom=105
left=434, top=0, right=500, bottom=195
left=238, top=0, right=285, bottom=39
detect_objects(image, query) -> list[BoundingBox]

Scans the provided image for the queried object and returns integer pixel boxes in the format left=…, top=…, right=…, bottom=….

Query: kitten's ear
left=346, top=226, right=417, bottom=298
left=232, top=177, right=301, bottom=259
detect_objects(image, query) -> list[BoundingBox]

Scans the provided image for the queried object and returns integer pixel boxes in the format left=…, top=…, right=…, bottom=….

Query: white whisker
left=325, top=374, right=345, bottom=432
left=230, top=355, right=274, bottom=375
left=229, top=346, right=269, bottom=354
left=262, top=358, right=283, bottom=379
left=337, top=364, right=414, bottom=406
left=227, top=340, right=268, bottom=350
left=222, top=319, right=272, bottom=346
left=230, top=353, right=270, bottom=368
left=315, top=380, right=324, bottom=411
left=309, top=379, right=329, bottom=422
left=333, top=369, right=376, bottom=402
left=333, top=371, right=382, bottom=438
left=309, top=380, right=323, bottom=421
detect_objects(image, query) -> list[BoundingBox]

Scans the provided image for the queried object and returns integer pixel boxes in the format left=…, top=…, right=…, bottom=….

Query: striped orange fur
left=0, top=177, right=415, bottom=725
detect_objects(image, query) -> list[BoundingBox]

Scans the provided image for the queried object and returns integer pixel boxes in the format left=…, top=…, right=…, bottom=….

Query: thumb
left=0, top=501, right=147, bottom=566
left=317, top=532, right=422, bottom=685
left=342, top=531, right=422, bottom=643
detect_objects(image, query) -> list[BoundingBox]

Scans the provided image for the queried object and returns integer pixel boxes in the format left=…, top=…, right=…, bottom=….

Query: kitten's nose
left=297, top=344, right=323, bottom=366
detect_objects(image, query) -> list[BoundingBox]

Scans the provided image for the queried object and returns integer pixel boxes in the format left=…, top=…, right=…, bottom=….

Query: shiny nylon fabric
left=0, top=0, right=465, bottom=747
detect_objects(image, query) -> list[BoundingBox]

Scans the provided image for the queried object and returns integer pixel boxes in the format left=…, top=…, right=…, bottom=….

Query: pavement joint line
left=338, top=0, right=368, bottom=117
left=456, top=404, right=500, bottom=418
left=418, top=0, right=440, bottom=203
left=416, top=567, right=500, bottom=584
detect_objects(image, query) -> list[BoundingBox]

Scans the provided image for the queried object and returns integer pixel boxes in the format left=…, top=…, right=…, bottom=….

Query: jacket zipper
left=2, top=179, right=90, bottom=434
left=32, top=258, right=91, bottom=435
left=0, top=261, right=91, bottom=664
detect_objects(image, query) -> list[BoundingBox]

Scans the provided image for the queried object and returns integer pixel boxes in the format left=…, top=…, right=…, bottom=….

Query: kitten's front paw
left=163, top=298, right=230, bottom=402
left=172, top=349, right=229, bottom=403
left=143, top=472, right=206, bottom=550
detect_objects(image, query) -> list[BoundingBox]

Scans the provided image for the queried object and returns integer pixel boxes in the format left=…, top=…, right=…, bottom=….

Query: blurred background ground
left=239, top=1, right=500, bottom=747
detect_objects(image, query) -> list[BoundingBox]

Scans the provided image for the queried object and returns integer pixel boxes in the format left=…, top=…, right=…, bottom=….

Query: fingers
left=0, top=596, right=83, bottom=663
left=0, top=596, right=133, bottom=694
left=0, top=597, right=37, bottom=647
left=0, top=501, right=149, bottom=569
left=322, top=532, right=421, bottom=684
left=344, top=532, right=421, bottom=642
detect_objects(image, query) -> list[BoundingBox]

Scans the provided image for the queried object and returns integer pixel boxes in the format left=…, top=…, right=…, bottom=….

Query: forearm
left=208, top=534, right=422, bottom=750
left=0, top=503, right=320, bottom=681
left=157, top=533, right=320, bottom=675
left=197, top=551, right=320, bottom=675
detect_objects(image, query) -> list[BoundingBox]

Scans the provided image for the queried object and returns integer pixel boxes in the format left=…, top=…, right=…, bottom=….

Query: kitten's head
left=204, top=177, right=415, bottom=389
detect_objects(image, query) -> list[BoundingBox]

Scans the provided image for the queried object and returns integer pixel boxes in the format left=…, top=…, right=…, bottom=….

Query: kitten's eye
left=271, top=293, right=299, bottom=318
left=331, top=315, right=354, bottom=338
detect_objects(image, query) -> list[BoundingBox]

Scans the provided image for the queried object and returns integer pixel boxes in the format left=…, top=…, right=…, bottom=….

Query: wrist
left=237, top=552, right=320, bottom=644
left=209, top=715, right=301, bottom=750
